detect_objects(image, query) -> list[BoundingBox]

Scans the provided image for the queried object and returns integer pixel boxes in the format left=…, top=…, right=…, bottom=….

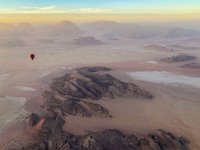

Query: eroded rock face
left=10, top=113, right=190, bottom=150
left=76, top=66, right=112, bottom=72
left=73, top=36, right=105, bottom=45
left=43, top=91, right=110, bottom=117
left=43, top=66, right=153, bottom=118
left=2, top=67, right=190, bottom=150
left=26, top=113, right=40, bottom=127
left=20, top=119, right=190, bottom=150
left=50, top=67, right=153, bottom=100
left=162, top=54, right=197, bottom=62
left=80, top=129, right=190, bottom=150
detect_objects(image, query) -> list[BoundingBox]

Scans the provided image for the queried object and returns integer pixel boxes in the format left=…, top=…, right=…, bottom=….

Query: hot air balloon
left=30, top=54, right=35, bottom=60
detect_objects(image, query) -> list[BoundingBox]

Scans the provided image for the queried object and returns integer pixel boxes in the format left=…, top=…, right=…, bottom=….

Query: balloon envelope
left=30, top=54, right=35, bottom=60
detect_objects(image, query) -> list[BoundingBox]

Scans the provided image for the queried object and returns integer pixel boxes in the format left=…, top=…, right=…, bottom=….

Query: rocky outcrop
left=182, top=62, right=200, bottom=69
left=43, top=66, right=153, bottom=117
left=42, top=90, right=110, bottom=117
left=19, top=114, right=190, bottom=150
left=73, top=36, right=105, bottom=45
left=50, top=67, right=153, bottom=100
left=162, top=54, right=197, bottom=62
left=76, top=66, right=112, bottom=72
left=2, top=67, right=190, bottom=150
left=80, top=129, right=189, bottom=150
left=26, top=113, right=40, bottom=127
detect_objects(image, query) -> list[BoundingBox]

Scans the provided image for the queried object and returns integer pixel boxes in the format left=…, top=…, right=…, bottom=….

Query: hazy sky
left=0, top=0, right=200, bottom=23
left=1, top=0, right=200, bottom=13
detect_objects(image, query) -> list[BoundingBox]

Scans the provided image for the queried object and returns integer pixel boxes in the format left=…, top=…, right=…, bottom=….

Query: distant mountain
left=0, top=23, right=15, bottom=36
left=83, top=21, right=166, bottom=39
left=49, top=20, right=82, bottom=36
left=0, top=23, right=14, bottom=31
left=82, top=21, right=122, bottom=38
left=13, top=22, right=36, bottom=35
left=0, top=22, right=35, bottom=36
left=166, top=27, right=200, bottom=38
left=84, top=21, right=121, bottom=31
left=83, top=21, right=200, bottom=39
left=17, top=22, right=35, bottom=31
left=59, top=20, right=78, bottom=27
left=72, top=36, right=105, bottom=45
left=0, top=38, right=26, bottom=48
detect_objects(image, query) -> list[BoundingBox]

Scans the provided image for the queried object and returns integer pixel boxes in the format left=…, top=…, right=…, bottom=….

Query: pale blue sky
left=0, top=0, right=200, bottom=9
left=0, top=0, right=200, bottom=13
left=1, top=0, right=200, bottom=23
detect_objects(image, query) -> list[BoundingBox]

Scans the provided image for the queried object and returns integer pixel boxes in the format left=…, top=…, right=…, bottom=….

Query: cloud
left=21, top=6, right=57, bottom=13
left=77, top=8, right=114, bottom=13
left=26, top=7, right=117, bottom=14
left=20, top=6, right=39, bottom=9
left=63, top=8, right=125, bottom=14
left=0, top=6, right=121, bottom=14
left=0, top=5, right=200, bottom=14
left=35, top=6, right=56, bottom=11
left=0, top=6, right=57, bottom=13
left=0, top=8, right=16, bottom=11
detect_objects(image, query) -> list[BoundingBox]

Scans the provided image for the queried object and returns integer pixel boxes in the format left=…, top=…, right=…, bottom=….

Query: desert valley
left=0, top=20, right=200, bottom=149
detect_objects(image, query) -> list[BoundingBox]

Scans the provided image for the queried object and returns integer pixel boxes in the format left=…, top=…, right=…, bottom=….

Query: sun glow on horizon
left=0, top=12, right=200, bottom=24
left=0, top=0, right=200, bottom=23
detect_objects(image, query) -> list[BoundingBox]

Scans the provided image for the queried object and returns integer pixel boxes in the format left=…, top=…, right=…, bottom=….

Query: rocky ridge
left=2, top=67, right=190, bottom=150
left=162, top=54, right=197, bottom=62
left=182, top=62, right=200, bottom=69
left=8, top=112, right=189, bottom=150
left=43, top=66, right=153, bottom=117
left=73, top=36, right=105, bottom=45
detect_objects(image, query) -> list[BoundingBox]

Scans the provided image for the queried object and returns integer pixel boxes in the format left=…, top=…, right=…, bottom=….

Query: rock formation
left=50, top=66, right=153, bottom=100
left=42, top=66, right=153, bottom=117
left=43, top=91, right=110, bottom=117
left=73, top=36, right=105, bottom=45
left=182, top=62, right=200, bottom=69
left=12, top=112, right=190, bottom=150
left=1, top=67, right=190, bottom=150
left=162, top=54, right=197, bottom=62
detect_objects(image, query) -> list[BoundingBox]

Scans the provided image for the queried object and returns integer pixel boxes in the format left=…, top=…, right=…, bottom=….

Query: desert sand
left=0, top=21, right=200, bottom=149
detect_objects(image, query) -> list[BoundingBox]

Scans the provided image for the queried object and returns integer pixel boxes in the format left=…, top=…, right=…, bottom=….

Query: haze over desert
left=0, top=0, right=200, bottom=149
